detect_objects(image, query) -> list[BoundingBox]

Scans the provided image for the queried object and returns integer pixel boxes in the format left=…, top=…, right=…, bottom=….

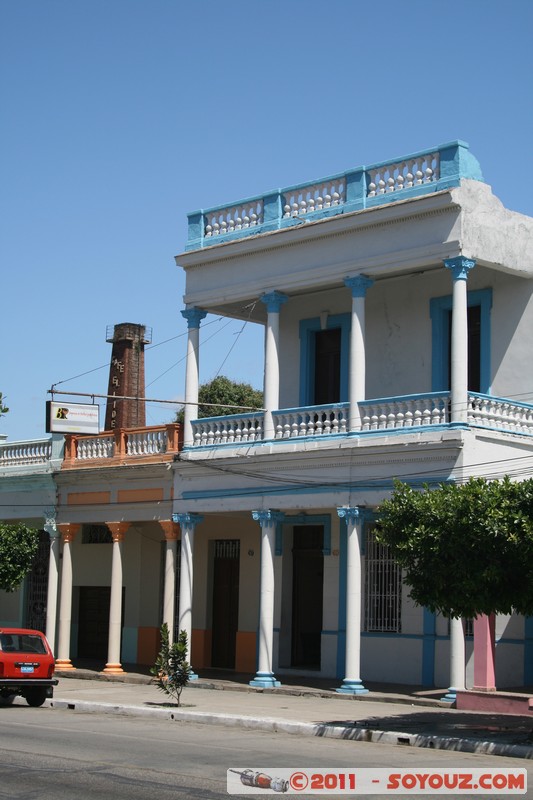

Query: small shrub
left=151, top=624, right=192, bottom=706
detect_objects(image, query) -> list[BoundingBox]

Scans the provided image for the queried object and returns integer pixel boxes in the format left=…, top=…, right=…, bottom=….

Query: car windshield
left=0, top=633, right=47, bottom=654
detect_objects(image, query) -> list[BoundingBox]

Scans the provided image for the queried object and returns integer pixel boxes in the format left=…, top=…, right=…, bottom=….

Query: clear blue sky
left=2, top=0, right=532, bottom=441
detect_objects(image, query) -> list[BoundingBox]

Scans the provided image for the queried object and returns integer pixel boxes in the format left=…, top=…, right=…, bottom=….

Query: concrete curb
left=49, top=698, right=533, bottom=760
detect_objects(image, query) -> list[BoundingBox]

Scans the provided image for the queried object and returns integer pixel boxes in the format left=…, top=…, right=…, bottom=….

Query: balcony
left=187, top=392, right=533, bottom=449
left=62, top=424, right=182, bottom=468
left=185, top=140, right=483, bottom=251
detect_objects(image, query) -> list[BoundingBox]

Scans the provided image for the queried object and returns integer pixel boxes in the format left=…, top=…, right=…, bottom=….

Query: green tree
left=151, top=624, right=192, bottom=706
left=0, top=392, right=8, bottom=417
left=0, top=523, right=39, bottom=592
left=376, top=477, right=533, bottom=619
left=175, top=375, right=263, bottom=423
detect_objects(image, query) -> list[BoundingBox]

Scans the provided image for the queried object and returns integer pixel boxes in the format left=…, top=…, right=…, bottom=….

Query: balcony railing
left=188, top=392, right=533, bottom=449
left=0, top=438, right=52, bottom=467
left=62, top=424, right=183, bottom=468
left=186, top=140, right=484, bottom=251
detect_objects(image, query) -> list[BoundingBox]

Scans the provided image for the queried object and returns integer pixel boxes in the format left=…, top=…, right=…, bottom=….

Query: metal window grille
left=214, top=539, right=240, bottom=559
left=24, top=530, right=50, bottom=632
left=364, top=524, right=402, bottom=633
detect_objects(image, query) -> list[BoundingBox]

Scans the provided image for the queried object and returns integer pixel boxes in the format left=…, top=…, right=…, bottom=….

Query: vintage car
left=0, top=628, right=58, bottom=707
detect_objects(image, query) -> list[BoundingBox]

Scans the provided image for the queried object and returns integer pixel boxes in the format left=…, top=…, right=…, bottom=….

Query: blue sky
left=2, top=0, right=532, bottom=441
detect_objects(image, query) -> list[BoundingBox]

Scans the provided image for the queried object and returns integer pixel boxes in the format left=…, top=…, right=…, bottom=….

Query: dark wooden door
left=314, top=328, right=341, bottom=404
left=78, top=586, right=111, bottom=660
left=291, top=526, right=323, bottom=668
left=211, top=540, right=240, bottom=668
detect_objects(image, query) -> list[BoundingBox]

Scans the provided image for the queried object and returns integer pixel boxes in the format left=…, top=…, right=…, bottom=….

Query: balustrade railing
left=468, top=393, right=533, bottom=435
left=192, top=413, right=263, bottom=446
left=360, top=392, right=450, bottom=430
left=63, top=424, right=182, bottom=466
left=186, top=141, right=483, bottom=250
left=273, top=404, right=348, bottom=438
left=0, top=438, right=52, bottom=467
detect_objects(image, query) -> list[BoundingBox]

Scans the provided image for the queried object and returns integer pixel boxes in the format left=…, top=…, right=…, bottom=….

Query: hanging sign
left=46, top=401, right=100, bottom=434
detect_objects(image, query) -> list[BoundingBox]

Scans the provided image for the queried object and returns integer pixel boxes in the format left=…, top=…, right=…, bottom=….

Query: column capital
left=252, top=509, right=285, bottom=527
left=344, top=275, right=374, bottom=297
left=181, top=307, right=207, bottom=329
left=105, top=521, right=130, bottom=542
left=337, top=506, right=362, bottom=525
left=444, top=256, right=476, bottom=281
left=57, top=523, right=80, bottom=543
left=159, top=519, right=180, bottom=541
left=260, top=291, right=288, bottom=313
left=43, top=508, right=59, bottom=537
left=172, top=512, right=203, bottom=529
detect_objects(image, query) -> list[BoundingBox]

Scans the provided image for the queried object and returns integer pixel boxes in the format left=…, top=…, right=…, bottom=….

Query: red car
left=0, top=628, right=58, bottom=707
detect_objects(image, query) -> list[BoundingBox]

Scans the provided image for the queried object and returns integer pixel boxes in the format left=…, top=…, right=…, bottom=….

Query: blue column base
left=189, top=670, right=199, bottom=681
left=440, top=687, right=457, bottom=703
left=336, top=679, right=369, bottom=695
left=249, top=671, right=281, bottom=688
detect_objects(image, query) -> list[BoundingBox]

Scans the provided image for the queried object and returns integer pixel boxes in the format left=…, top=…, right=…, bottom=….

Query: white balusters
left=205, top=200, right=263, bottom=237
left=367, top=152, right=440, bottom=198
left=0, top=438, right=52, bottom=466
left=282, top=178, right=346, bottom=219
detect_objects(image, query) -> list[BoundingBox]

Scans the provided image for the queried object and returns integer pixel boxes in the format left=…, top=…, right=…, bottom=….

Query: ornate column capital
left=252, top=509, right=285, bottom=527
left=57, top=523, right=80, bottom=544
left=344, top=275, right=374, bottom=297
left=105, top=521, right=130, bottom=543
left=181, top=307, right=207, bottom=329
left=260, top=291, right=288, bottom=313
left=172, top=512, right=203, bottom=529
left=159, top=519, right=180, bottom=541
left=444, top=256, right=476, bottom=281
left=337, top=506, right=362, bottom=525
left=43, top=508, right=59, bottom=538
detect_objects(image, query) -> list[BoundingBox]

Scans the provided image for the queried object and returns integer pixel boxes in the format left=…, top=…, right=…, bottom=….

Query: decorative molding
left=260, top=291, right=288, bottom=313
left=181, top=307, right=207, bottom=329
left=172, top=512, right=204, bottom=529
left=337, top=506, right=362, bottom=525
left=344, top=275, right=374, bottom=298
left=252, top=509, right=285, bottom=527
left=444, top=256, right=476, bottom=281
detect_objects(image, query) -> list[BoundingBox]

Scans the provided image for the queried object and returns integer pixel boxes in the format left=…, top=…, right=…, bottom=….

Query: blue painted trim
left=430, top=288, right=493, bottom=393
left=249, top=672, right=281, bottom=688
left=299, top=314, right=351, bottom=406
left=524, top=618, right=533, bottom=685
left=422, top=609, right=436, bottom=687
left=282, top=513, right=331, bottom=555
left=186, top=142, right=484, bottom=250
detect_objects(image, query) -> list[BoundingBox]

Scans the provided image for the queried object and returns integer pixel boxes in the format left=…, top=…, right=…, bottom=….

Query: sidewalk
left=50, top=667, right=533, bottom=760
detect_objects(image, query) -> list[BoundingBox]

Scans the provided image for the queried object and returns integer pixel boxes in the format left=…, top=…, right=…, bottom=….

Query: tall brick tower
left=104, top=323, right=152, bottom=430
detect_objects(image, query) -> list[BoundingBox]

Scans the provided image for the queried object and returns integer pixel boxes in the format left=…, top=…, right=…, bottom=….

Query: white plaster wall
left=361, top=637, right=423, bottom=684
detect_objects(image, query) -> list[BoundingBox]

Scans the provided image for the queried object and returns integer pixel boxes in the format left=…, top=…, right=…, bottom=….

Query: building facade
left=1, top=141, right=533, bottom=693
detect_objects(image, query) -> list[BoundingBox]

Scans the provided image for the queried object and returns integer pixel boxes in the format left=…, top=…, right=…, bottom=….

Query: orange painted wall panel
left=67, top=491, right=111, bottom=505
left=117, top=488, right=164, bottom=503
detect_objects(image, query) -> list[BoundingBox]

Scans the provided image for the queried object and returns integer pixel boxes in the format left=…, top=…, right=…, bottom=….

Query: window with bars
left=364, top=524, right=402, bottom=633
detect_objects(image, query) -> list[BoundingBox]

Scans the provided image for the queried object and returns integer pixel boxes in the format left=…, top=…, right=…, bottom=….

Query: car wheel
left=0, top=693, right=16, bottom=706
left=25, top=688, right=48, bottom=707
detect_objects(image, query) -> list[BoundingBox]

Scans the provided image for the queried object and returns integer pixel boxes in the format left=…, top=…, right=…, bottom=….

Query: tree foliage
left=150, top=624, right=192, bottom=706
left=0, top=523, right=39, bottom=592
left=0, top=392, right=8, bottom=417
left=175, top=375, right=263, bottom=423
left=376, top=477, right=533, bottom=619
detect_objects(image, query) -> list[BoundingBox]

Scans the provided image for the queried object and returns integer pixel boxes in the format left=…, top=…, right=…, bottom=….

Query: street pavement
left=48, top=667, right=533, bottom=760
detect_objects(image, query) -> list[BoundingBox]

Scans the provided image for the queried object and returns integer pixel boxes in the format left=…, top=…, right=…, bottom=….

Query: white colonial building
left=1, top=141, right=532, bottom=696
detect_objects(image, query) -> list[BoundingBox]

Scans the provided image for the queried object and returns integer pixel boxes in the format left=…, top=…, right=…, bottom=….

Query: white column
left=444, top=257, right=475, bottom=424
left=260, top=292, right=288, bottom=439
left=173, top=512, right=203, bottom=679
left=250, top=509, right=283, bottom=688
left=442, top=615, right=466, bottom=702
left=181, top=307, right=207, bottom=446
left=103, top=522, right=130, bottom=674
left=344, top=276, right=373, bottom=431
left=336, top=507, right=368, bottom=694
left=43, top=511, right=60, bottom=655
left=55, top=524, right=80, bottom=670
left=159, top=520, right=180, bottom=643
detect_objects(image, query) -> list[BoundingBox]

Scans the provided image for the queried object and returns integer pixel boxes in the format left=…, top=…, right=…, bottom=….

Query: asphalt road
left=0, top=705, right=530, bottom=799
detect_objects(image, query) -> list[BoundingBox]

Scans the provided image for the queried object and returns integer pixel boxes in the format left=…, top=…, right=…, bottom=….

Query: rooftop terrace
left=186, top=140, right=483, bottom=251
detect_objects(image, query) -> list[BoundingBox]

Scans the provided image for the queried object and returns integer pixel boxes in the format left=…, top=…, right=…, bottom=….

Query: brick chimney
left=104, top=323, right=151, bottom=430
